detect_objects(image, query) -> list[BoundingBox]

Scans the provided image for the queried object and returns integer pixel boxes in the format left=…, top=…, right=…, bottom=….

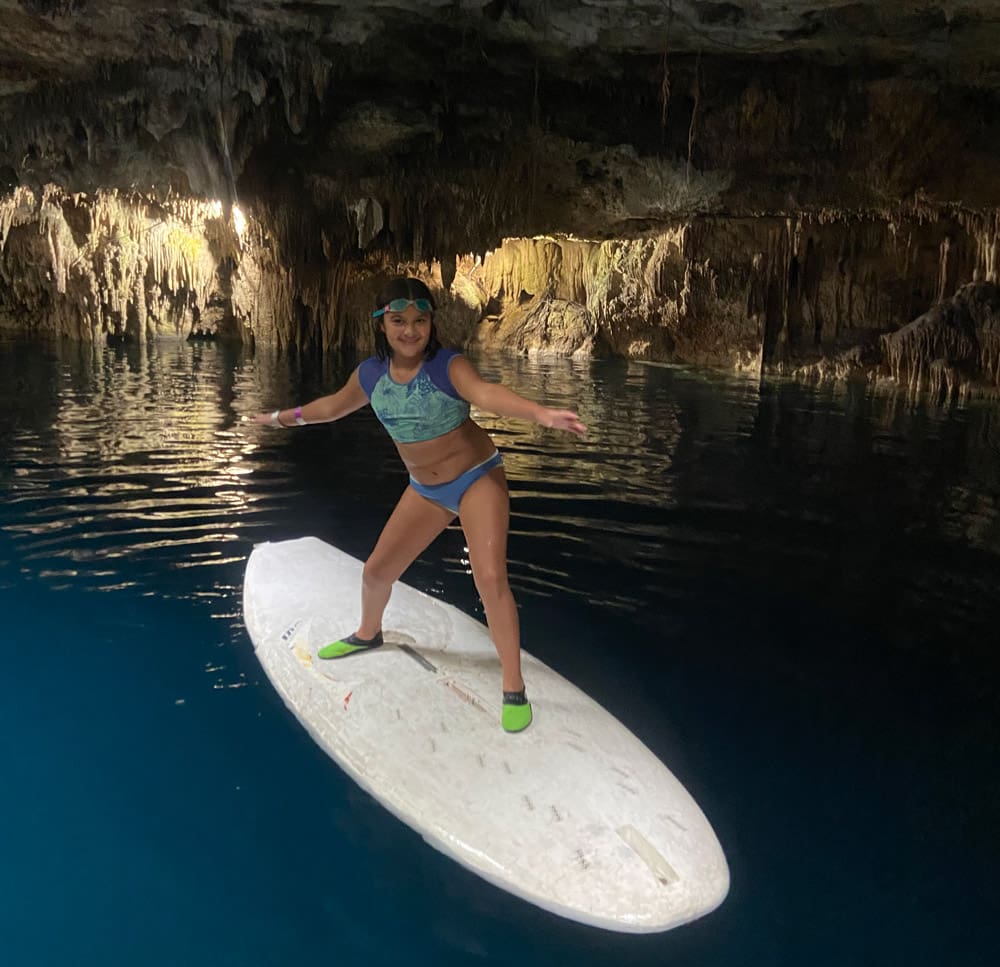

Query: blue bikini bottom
left=409, top=451, right=503, bottom=514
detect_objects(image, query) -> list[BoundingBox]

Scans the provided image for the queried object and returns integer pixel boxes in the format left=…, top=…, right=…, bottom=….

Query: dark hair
left=373, top=276, right=441, bottom=361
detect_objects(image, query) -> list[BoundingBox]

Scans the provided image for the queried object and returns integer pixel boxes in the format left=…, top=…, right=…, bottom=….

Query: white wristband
left=270, top=409, right=284, bottom=429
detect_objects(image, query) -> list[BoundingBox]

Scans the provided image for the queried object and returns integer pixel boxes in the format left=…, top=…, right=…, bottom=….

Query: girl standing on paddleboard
left=254, top=277, right=586, bottom=732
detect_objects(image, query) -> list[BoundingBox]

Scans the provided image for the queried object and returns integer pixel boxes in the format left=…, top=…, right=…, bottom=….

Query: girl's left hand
left=539, top=408, right=587, bottom=437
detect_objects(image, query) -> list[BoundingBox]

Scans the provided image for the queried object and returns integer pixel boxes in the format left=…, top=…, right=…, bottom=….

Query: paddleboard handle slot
left=398, top=643, right=437, bottom=673
left=616, top=825, right=680, bottom=887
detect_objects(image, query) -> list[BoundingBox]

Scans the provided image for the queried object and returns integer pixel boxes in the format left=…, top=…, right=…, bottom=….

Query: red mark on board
left=343, top=691, right=353, bottom=710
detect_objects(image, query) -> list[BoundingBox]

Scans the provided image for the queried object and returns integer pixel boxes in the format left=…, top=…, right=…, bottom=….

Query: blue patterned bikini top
left=358, top=349, right=470, bottom=443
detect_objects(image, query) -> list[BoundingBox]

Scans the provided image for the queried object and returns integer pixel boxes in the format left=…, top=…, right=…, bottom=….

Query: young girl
left=255, top=277, right=586, bottom=732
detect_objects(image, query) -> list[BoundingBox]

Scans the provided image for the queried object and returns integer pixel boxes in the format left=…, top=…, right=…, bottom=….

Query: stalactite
left=957, top=208, right=1000, bottom=285
left=0, top=186, right=237, bottom=340
left=461, top=211, right=1000, bottom=386
left=880, top=282, right=1000, bottom=399
left=347, top=197, right=384, bottom=249
left=38, top=185, right=79, bottom=295
left=474, top=229, right=690, bottom=359
left=0, top=187, right=38, bottom=251
left=658, top=0, right=674, bottom=139
left=227, top=201, right=370, bottom=353
left=937, top=235, right=953, bottom=303
left=5, top=174, right=1000, bottom=397
left=686, top=49, right=701, bottom=187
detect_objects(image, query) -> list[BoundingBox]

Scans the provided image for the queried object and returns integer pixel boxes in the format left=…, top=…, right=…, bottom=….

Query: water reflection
left=1, top=336, right=1000, bottom=640
left=0, top=339, right=284, bottom=596
left=2, top=336, right=997, bottom=967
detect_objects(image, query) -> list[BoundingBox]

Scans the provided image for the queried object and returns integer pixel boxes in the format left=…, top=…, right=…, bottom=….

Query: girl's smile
left=382, top=305, right=432, bottom=356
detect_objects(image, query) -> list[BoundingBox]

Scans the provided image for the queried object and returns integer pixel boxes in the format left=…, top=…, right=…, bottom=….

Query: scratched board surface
left=243, top=537, right=729, bottom=933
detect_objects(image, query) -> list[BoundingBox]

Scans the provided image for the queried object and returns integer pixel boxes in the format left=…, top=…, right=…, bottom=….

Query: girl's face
left=381, top=304, right=432, bottom=359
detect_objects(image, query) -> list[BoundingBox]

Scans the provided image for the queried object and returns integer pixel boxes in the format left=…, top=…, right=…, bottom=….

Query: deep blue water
left=1, top=336, right=997, bottom=966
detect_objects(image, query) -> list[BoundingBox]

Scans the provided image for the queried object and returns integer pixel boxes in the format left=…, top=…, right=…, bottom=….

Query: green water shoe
left=502, top=688, right=533, bottom=733
left=318, top=631, right=384, bottom=660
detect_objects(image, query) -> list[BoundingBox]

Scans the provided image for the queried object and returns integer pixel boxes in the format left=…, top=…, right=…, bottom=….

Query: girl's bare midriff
left=396, top=419, right=497, bottom=486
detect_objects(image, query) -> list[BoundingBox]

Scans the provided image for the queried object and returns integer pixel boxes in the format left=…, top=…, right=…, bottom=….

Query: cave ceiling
left=2, top=1, right=1000, bottom=255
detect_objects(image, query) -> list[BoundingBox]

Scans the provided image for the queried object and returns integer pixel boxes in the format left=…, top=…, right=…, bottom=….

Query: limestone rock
left=476, top=297, right=600, bottom=357
left=881, top=282, right=1000, bottom=398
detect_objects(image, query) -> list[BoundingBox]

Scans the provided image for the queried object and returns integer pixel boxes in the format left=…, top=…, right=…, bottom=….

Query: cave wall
left=0, top=187, right=237, bottom=342
left=6, top=183, right=1000, bottom=400
left=0, top=185, right=434, bottom=352
left=4, top=4, right=1000, bottom=249
left=880, top=281, right=1000, bottom=399
left=4, top=2, right=1000, bottom=396
left=470, top=211, right=1000, bottom=376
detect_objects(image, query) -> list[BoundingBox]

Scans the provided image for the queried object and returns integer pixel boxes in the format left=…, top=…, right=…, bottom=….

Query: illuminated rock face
left=0, top=188, right=233, bottom=342
left=471, top=221, right=1000, bottom=387
left=880, top=282, right=1000, bottom=399
left=1, top=2, right=1000, bottom=393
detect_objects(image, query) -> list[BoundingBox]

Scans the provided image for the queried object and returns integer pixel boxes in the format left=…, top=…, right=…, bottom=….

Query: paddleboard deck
left=243, top=536, right=729, bottom=932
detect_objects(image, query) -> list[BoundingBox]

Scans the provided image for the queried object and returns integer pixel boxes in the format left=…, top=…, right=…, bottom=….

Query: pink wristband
left=294, top=406, right=307, bottom=426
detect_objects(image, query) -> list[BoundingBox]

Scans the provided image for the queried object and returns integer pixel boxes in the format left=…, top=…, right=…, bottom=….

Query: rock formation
left=2, top=1, right=1000, bottom=394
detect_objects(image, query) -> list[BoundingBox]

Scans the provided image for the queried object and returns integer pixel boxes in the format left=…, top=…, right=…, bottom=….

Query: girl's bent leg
left=358, top=486, right=455, bottom=637
left=458, top=467, right=524, bottom=693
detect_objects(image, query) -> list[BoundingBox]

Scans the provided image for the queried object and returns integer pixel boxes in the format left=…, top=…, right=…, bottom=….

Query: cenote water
left=1, top=335, right=996, bottom=966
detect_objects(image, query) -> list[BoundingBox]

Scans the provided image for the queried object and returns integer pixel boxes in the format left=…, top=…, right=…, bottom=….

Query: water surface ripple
left=1, top=337, right=998, bottom=967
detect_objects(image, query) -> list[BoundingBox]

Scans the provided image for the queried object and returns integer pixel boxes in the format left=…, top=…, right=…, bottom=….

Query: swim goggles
left=372, top=298, right=433, bottom=317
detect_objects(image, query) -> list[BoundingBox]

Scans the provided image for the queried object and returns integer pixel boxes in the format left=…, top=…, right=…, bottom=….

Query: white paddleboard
left=243, top=536, right=729, bottom=933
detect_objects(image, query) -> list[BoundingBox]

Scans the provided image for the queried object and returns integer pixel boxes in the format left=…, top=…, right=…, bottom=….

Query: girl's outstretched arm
left=252, top=368, right=369, bottom=427
left=449, top=356, right=587, bottom=437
